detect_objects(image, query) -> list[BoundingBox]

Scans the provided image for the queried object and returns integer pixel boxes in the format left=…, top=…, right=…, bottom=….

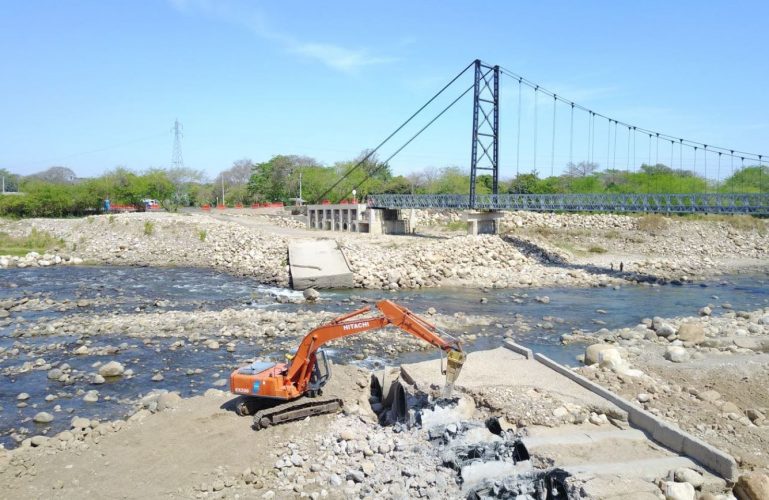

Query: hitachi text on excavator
left=229, top=300, right=466, bottom=430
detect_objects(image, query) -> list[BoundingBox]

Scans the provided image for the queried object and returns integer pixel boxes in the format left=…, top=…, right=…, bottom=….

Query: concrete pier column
left=465, top=211, right=504, bottom=235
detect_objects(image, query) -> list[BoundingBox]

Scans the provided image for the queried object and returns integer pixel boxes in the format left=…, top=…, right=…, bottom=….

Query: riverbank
left=2, top=210, right=768, bottom=291
left=572, top=304, right=769, bottom=478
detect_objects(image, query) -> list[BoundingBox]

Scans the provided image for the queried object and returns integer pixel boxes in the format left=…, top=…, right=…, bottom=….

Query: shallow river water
left=1, top=266, right=768, bottom=448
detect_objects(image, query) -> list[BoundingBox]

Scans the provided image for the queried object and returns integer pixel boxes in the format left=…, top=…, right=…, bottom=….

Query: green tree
left=719, top=165, right=769, bottom=193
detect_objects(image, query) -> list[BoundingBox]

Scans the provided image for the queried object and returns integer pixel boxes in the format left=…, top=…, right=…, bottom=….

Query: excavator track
left=251, top=396, right=344, bottom=430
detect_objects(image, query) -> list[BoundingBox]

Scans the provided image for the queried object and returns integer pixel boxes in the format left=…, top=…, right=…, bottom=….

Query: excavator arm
left=285, top=299, right=464, bottom=395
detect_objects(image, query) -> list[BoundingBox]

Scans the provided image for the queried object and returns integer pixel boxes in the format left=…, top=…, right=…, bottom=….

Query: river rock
left=157, top=392, right=182, bottom=411
left=674, top=468, right=704, bottom=488
left=653, top=318, right=676, bottom=338
left=17, top=393, right=30, bottom=401
left=664, top=480, right=695, bottom=500
left=71, top=416, right=91, bottom=429
left=33, top=411, right=54, bottom=423
left=47, top=368, right=63, bottom=380
left=205, top=339, right=220, bottom=350
left=665, top=346, right=689, bottom=363
left=31, top=435, right=50, bottom=447
left=733, top=472, right=769, bottom=500
left=91, top=374, right=106, bottom=385
left=699, top=306, right=712, bottom=316
left=584, top=344, right=621, bottom=368
left=99, top=361, right=125, bottom=377
left=346, top=470, right=365, bottom=483
left=677, top=323, right=705, bottom=344
left=83, top=390, right=99, bottom=403
left=303, top=288, right=320, bottom=302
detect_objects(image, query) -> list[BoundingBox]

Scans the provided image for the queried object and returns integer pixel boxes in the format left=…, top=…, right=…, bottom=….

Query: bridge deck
left=367, top=193, right=769, bottom=215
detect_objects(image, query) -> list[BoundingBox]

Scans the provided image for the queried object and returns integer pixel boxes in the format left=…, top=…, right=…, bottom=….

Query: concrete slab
left=400, top=347, right=622, bottom=413
left=288, top=239, right=353, bottom=290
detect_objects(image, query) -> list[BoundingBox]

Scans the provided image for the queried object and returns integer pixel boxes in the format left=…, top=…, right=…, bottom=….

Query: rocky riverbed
left=573, top=304, right=769, bottom=488
left=3, top=210, right=768, bottom=290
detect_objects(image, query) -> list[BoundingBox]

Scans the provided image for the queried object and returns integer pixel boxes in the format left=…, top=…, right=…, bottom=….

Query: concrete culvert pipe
left=389, top=380, right=408, bottom=423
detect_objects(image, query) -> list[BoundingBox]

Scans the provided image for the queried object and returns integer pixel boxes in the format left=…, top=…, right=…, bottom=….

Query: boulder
left=33, top=412, right=54, bottom=424
left=99, top=361, right=125, bottom=377
left=664, top=481, right=695, bottom=500
left=674, top=468, right=704, bottom=488
left=677, top=323, right=705, bottom=344
left=302, top=288, right=320, bottom=302
left=157, top=392, right=182, bottom=411
left=585, top=344, right=619, bottom=366
left=734, top=472, right=769, bottom=500
left=665, top=346, right=689, bottom=363
left=652, top=317, right=676, bottom=337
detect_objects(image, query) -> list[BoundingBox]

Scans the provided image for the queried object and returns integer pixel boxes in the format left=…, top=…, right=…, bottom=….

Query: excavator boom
left=229, top=300, right=465, bottom=428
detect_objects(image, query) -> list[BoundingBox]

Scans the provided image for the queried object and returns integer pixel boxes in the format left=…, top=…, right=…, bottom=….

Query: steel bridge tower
left=469, top=60, right=500, bottom=209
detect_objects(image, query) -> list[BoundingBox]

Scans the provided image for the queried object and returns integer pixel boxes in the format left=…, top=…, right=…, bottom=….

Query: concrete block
left=288, top=240, right=353, bottom=290
left=502, top=340, right=533, bottom=359
left=531, top=352, right=738, bottom=480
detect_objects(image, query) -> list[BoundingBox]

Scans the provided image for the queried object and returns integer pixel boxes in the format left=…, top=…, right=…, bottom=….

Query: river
left=1, top=266, right=768, bottom=448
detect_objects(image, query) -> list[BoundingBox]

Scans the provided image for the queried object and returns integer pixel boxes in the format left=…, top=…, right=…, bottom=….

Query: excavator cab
left=307, top=349, right=331, bottom=397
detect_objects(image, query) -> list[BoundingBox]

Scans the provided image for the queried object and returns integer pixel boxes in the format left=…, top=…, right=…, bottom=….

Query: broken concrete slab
left=400, top=346, right=623, bottom=415
left=288, top=239, right=353, bottom=290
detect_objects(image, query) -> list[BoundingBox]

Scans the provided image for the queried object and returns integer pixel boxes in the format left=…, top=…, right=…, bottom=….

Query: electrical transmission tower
left=171, top=119, right=184, bottom=169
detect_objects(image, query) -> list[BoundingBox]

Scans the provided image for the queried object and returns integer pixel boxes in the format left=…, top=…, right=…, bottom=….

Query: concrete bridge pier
left=466, top=211, right=504, bottom=235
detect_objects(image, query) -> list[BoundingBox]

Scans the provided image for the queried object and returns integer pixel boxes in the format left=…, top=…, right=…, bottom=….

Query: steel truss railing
left=367, top=193, right=769, bottom=215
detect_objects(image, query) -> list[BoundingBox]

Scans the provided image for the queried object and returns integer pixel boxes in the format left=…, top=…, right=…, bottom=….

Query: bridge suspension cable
left=313, top=60, right=475, bottom=203
left=498, top=66, right=766, bottom=191
left=345, top=82, right=475, bottom=199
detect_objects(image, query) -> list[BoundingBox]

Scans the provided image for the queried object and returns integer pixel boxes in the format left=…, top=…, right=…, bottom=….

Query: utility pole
left=298, top=170, right=302, bottom=204
left=171, top=119, right=184, bottom=169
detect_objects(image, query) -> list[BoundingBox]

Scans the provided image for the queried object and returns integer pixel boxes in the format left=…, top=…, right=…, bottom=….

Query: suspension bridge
left=319, top=59, right=769, bottom=215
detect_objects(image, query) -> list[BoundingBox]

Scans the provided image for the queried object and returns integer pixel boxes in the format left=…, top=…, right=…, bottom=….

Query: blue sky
left=1, top=0, right=767, bottom=180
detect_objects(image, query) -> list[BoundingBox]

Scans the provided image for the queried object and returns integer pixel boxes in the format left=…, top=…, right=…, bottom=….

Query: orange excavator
left=229, top=299, right=466, bottom=429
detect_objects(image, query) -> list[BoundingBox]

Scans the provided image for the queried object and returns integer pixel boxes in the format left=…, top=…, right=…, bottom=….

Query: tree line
left=0, top=157, right=766, bottom=218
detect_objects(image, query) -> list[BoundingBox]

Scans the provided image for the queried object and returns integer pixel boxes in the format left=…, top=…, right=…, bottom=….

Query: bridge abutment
left=465, top=211, right=503, bottom=235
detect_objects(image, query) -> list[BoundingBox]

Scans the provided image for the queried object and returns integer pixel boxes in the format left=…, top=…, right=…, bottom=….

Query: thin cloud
left=167, top=0, right=396, bottom=73
left=290, top=43, right=396, bottom=72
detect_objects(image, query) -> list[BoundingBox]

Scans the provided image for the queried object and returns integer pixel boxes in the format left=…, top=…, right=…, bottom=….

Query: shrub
left=0, top=228, right=63, bottom=256
left=198, top=229, right=207, bottom=241
left=588, top=246, right=607, bottom=254
left=144, top=221, right=154, bottom=236
left=444, top=220, right=466, bottom=232
left=636, top=214, right=669, bottom=232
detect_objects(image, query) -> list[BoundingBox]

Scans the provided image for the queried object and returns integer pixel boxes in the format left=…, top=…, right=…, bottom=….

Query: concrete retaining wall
left=502, top=340, right=738, bottom=480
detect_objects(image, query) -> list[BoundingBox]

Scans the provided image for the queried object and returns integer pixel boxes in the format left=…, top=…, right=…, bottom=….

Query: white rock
left=674, top=468, right=704, bottom=488
left=33, top=412, right=54, bottom=423
left=99, top=361, right=125, bottom=377
left=83, top=390, right=99, bottom=403
left=664, top=480, right=695, bottom=500
left=664, top=346, right=690, bottom=363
